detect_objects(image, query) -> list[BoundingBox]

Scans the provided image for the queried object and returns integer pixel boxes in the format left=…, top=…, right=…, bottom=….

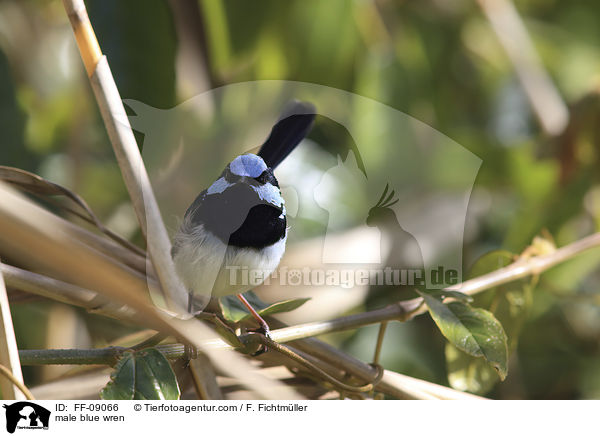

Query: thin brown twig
left=187, top=353, right=224, bottom=400
left=373, top=321, right=388, bottom=365
left=247, top=333, right=384, bottom=394
left=0, top=364, right=34, bottom=400
left=264, top=231, right=600, bottom=344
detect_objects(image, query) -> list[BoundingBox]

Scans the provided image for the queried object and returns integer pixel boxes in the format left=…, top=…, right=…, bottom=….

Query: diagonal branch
left=267, top=231, right=600, bottom=343
left=62, top=0, right=187, bottom=312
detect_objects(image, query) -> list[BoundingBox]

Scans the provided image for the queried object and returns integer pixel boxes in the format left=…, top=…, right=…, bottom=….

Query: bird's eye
left=255, top=172, right=267, bottom=184
left=255, top=169, right=276, bottom=186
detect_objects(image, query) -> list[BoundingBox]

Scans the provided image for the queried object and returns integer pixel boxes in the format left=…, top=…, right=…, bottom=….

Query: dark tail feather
left=258, top=100, right=316, bottom=169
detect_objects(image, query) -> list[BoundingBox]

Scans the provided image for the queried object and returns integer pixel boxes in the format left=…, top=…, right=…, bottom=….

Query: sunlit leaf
left=418, top=290, right=508, bottom=380
left=257, top=298, right=310, bottom=317
left=445, top=250, right=531, bottom=393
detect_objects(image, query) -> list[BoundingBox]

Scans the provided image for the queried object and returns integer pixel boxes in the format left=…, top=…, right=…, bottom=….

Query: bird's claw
left=245, top=324, right=272, bottom=356
left=182, top=344, right=198, bottom=366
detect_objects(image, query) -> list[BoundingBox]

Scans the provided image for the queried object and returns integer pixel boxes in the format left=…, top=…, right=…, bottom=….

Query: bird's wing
left=258, top=100, right=316, bottom=169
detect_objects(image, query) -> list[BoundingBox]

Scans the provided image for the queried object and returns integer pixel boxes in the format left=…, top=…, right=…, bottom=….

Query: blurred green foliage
left=1, top=0, right=600, bottom=398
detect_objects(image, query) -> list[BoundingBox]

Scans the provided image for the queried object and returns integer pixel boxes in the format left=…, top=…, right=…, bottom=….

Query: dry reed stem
left=64, top=0, right=187, bottom=313
left=0, top=259, right=27, bottom=400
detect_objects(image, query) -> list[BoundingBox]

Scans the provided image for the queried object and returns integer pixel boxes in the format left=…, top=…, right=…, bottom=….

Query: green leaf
left=220, top=291, right=310, bottom=323
left=257, top=298, right=311, bottom=317
left=100, top=351, right=135, bottom=400
left=418, top=290, right=508, bottom=380
left=444, top=250, right=532, bottom=393
left=101, top=348, right=180, bottom=400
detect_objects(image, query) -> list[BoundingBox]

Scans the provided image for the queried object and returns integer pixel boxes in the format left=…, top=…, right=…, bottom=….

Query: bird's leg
left=183, top=291, right=197, bottom=364
left=236, top=293, right=271, bottom=338
left=187, top=291, right=193, bottom=314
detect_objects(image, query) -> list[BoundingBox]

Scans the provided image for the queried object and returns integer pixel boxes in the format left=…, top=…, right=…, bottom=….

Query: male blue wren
left=171, top=101, right=316, bottom=333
